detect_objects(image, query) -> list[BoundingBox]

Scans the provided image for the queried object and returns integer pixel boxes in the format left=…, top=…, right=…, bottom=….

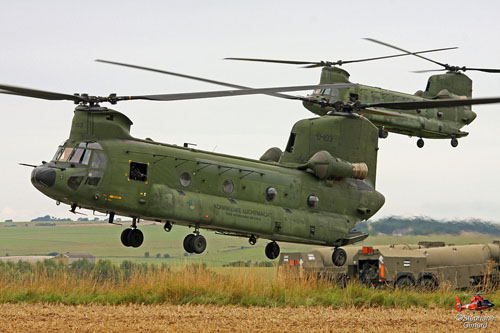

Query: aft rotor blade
left=0, top=84, right=82, bottom=102
left=225, top=47, right=457, bottom=68
left=363, top=97, right=500, bottom=110
left=95, top=59, right=293, bottom=99
left=363, top=38, right=448, bottom=68
left=123, top=83, right=354, bottom=102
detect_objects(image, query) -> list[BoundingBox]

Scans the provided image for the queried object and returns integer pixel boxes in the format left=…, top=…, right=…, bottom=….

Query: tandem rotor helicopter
left=2, top=45, right=500, bottom=264
left=225, top=39, right=500, bottom=148
left=106, top=39, right=500, bottom=148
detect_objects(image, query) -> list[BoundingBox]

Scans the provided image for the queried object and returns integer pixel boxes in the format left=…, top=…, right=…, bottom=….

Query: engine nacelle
left=306, top=150, right=367, bottom=180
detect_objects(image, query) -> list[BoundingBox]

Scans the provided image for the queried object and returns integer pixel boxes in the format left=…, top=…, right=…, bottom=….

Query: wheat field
left=1, top=303, right=496, bottom=332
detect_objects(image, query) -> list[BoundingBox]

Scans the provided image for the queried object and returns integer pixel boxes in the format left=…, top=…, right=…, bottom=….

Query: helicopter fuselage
left=303, top=67, right=478, bottom=146
left=31, top=106, right=385, bottom=248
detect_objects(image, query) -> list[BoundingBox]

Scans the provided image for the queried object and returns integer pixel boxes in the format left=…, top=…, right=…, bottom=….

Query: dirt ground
left=0, top=303, right=497, bottom=332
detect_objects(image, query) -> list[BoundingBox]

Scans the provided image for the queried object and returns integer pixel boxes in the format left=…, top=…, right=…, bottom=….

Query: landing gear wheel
left=332, top=248, right=347, bottom=266
left=417, top=138, right=424, bottom=148
left=128, top=229, right=144, bottom=248
left=183, top=234, right=195, bottom=253
left=378, top=128, right=389, bottom=139
left=121, top=228, right=132, bottom=247
left=451, top=137, right=458, bottom=147
left=249, top=235, right=257, bottom=245
left=265, top=241, right=280, bottom=260
left=190, top=234, right=207, bottom=254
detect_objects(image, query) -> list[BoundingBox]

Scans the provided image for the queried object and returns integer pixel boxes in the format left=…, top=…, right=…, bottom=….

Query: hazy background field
left=1, top=220, right=498, bottom=266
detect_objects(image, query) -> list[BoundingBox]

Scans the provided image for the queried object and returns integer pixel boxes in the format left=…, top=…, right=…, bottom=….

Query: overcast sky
left=1, top=0, right=499, bottom=222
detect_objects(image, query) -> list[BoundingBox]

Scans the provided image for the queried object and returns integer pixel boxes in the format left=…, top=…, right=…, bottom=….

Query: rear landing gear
left=332, top=248, right=347, bottom=266
left=451, top=137, right=458, bottom=147
left=417, top=138, right=424, bottom=148
left=183, top=232, right=207, bottom=254
left=378, top=127, right=389, bottom=139
left=265, top=241, right=280, bottom=260
left=120, top=217, right=144, bottom=248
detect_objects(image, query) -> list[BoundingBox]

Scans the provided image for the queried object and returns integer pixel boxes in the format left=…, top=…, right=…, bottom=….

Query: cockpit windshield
left=52, top=141, right=103, bottom=164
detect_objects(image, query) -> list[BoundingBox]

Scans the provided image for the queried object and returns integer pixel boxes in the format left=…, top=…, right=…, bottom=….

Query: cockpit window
left=91, top=151, right=107, bottom=169
left=87, top=142, right=103, bottom=150
left=69, top=148, right=85, bottom=163
left=314, top=88, right=322, bottom=95
left=56, top=147, right=73, bottom=162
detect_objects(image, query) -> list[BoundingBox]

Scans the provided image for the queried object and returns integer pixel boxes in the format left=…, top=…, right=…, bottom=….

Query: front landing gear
left=183, top=233, right=207, bottom=254
left=265, top=241, right=280, bottom=260
left=417, top=138, right=424, bottom=148
left=451, top=137, right=458, bottom=148
left=332, top=248, right=347, bottom=266
left=120, top=217, right=144, bottom=248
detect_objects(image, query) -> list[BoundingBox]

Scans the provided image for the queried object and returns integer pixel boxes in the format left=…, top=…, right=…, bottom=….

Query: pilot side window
left=130, top=162, right=148, bottom=182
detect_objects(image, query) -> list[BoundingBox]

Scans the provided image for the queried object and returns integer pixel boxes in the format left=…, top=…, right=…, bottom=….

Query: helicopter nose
left=31, top=167, right=56, bottom=188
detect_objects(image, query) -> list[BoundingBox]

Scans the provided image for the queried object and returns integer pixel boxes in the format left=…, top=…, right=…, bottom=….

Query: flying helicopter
left=225, top=38, right=500, bottom=148
left=455, top=293, right=494, bottom=312
left=0, top=78, right=387, bottom=265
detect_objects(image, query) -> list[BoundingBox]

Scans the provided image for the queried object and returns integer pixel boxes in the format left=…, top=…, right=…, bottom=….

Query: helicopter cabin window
left=265, top=187, right=277, bottom=201
left=285, top=133, right=296, bottom=153
left=222, top=179, right=234, bottom=195
left=130, top=162, right=148, bottom=182
left=307, top=194, right=319, bottom=208
left=179, top=172, right=191, bottom=187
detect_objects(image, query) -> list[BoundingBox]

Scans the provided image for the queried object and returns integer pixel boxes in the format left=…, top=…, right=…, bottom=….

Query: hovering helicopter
left=96, top=41, right=500, bottom=149
left=1, top=79, right=385, bottom=265
left=225, top=38, right=500, bottom=148
left=455, top=294, right=494, bottom=312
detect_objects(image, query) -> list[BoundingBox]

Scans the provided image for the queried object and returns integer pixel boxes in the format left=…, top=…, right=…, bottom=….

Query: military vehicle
left=0, top=79, right=386, bottom=263
left=226, top=38, right=500, bottom=148
left=279, top=242, right=500, bottom=289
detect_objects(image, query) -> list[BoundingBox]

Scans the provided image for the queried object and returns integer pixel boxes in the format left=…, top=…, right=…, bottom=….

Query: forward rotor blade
left=363, top=38, right=448, bottom=68
left=95, top=59, right=293, bottom=99
left=465, top=67, right=500, bottom=73
left=0, top=84, right=82, bottom=102
left=411, top=69, right=447, bottom=73
left=224, top=57, right=315, bottom=65
left=362, top=97, right=500, bottom=110
left=124, top=83, right=354, bottom=102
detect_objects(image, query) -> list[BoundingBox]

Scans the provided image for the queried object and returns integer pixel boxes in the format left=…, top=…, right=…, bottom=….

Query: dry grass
left=0, top=303, right=497, bottom=332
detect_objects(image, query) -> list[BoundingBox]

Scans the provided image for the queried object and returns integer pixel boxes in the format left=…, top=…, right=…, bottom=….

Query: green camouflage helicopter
left=97, top=40, right=500, bottom=149
left=225, top=39, right=500, bottom=148
left=1, top=80, right=386, bottom=265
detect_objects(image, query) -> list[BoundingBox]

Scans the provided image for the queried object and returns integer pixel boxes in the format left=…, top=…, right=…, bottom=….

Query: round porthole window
left=222, top=179, right=234, bottom=195
left=179, top=172, right=191, bottom=187
left=265, top=187, right=277, bottom=201
left=307, top=194, right=319, bottom=208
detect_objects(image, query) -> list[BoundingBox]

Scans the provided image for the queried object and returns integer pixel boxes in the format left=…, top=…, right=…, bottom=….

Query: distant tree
left=163, top=254, right=170, bottom=258
left=77, top=217, right=89, bottom=222
left=144, top=251, right=150, bottom=258
left=156, top=253, right=161, bottom=258
left=47, top=252, right=58, bottom=256
left=4, top=219, right=13, bottom=222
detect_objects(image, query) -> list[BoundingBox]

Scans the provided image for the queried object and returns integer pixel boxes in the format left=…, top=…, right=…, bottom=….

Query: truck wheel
left=396, top=276, right=414, bottom=289
left=332, top=248, right=347, bottom=266
left=420, top=276, right=437, bottom=290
